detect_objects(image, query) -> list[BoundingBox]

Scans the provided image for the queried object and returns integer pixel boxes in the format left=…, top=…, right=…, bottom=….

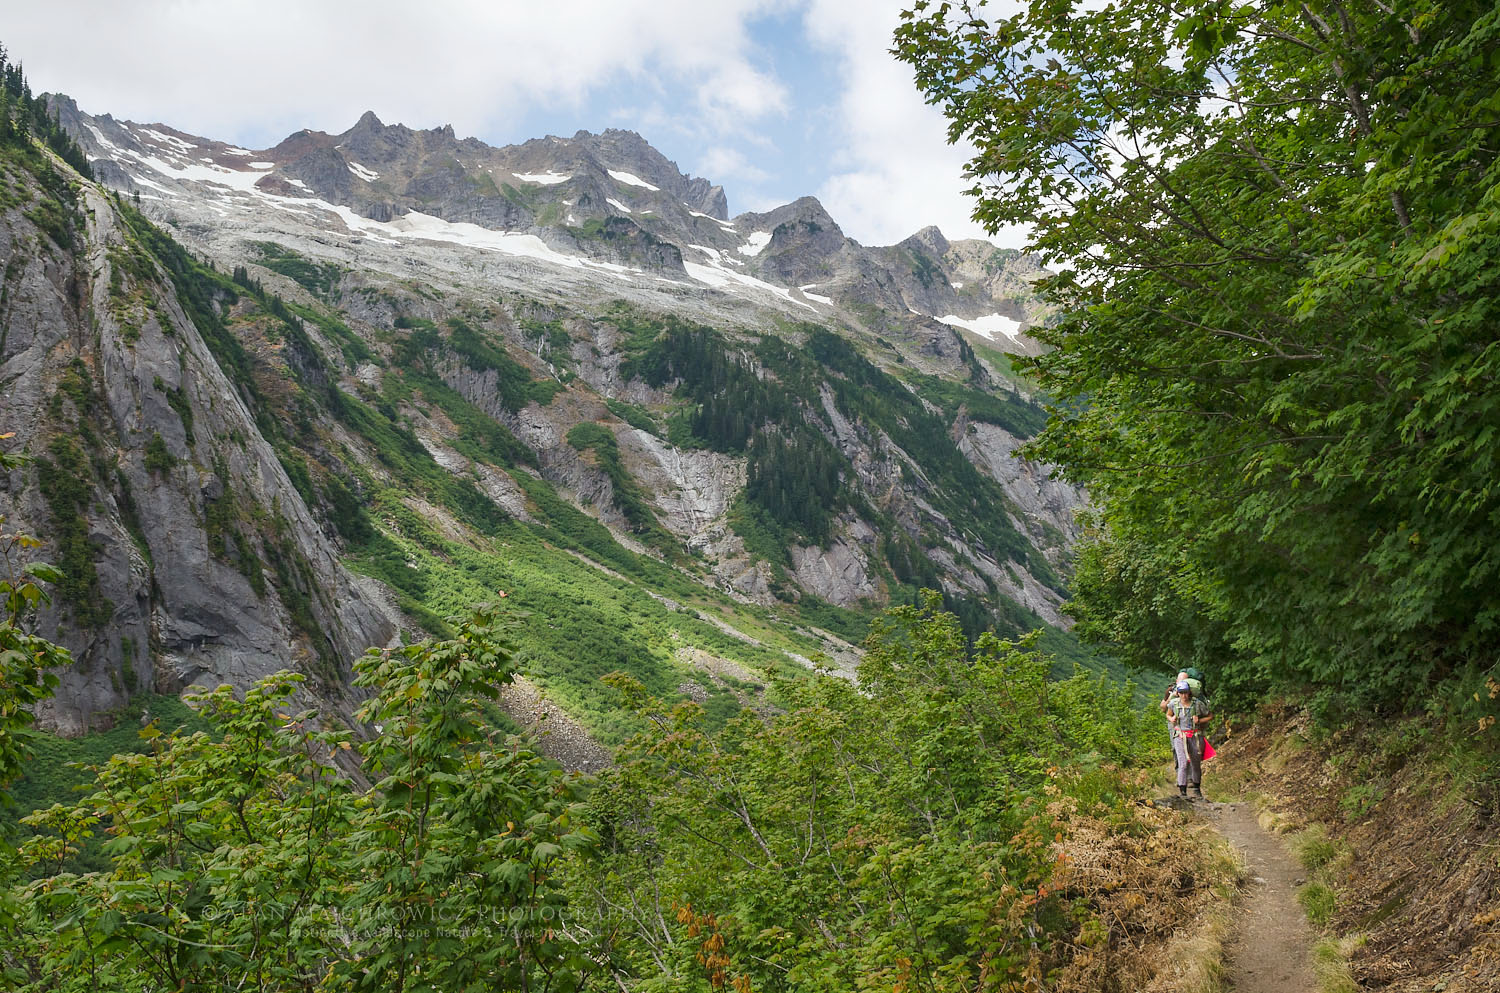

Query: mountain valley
left=1, top=92, right=1096, bottom=750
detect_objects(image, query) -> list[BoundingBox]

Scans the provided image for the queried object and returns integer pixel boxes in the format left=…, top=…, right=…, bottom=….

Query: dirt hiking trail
left=1207, top=800, right=1317, bottom=992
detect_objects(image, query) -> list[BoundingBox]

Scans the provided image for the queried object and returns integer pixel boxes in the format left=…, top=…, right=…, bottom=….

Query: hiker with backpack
left=1168, top=680, right=1213, bottom=799
left=1160, top=671, right=1188, bottom=767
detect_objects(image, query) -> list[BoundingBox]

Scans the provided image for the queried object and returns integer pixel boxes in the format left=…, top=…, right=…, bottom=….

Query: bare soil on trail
left=1206, top=800, right=1317, bottom=993
left=1215, top=715, right=1500, bottom=992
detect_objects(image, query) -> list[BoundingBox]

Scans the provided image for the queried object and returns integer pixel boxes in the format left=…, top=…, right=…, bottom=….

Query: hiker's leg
left=1173, top=733, right=1189, bottom=787
left=1186, top=735, right=1204, bottom=786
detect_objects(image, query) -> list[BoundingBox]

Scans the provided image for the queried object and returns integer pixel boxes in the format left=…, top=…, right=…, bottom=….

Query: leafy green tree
left=0, top=440, right=72, bottom=811
left=0, top=438, right=72, bottom=985
left=896, top=1, right=1500, bottom=712
left=572, top=592, right=1154, bottom=992
left=6, top=604, right=594, bottom=992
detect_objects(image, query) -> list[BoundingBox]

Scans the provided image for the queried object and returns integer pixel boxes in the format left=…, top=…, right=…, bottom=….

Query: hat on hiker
left=1175, top=681, right=1191, bottom=693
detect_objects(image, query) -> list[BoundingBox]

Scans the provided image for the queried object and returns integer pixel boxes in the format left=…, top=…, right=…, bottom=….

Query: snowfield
left=513, top=171, right=571, bottom=185
left=934, top=313, right=1023, bottom=342
left=737, top=231, right=772, bottom=257
left=608, top=169, right=660, bottom=191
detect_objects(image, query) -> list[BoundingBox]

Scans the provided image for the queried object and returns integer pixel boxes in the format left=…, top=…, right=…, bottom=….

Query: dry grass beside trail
left=1210, top=712, right=1500, bottom=992
left=1039, top=772, right=1243, bottom=993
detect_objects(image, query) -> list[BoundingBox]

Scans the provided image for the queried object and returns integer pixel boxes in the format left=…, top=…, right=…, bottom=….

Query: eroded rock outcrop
left=0, top=174, right=393, bottom=735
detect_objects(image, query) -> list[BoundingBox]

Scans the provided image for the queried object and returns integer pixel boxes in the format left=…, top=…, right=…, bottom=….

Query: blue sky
left=7, top=0, right=1029, bottom=247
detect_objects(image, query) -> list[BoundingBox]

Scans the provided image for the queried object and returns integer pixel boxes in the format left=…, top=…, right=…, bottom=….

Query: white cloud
left=699, top=146, right=770, bottom=184
left=9, top=0, right=1028, bottom=250
left=802, top=0, right=1028, bottom=248
left=7, top=0, right=790, bottom=148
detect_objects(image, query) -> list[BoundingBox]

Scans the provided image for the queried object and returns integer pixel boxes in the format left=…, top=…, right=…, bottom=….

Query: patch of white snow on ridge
left=681, top=259, right=815, bottom=312
left=802, top=290, right=833, bottom=306
left=952, top=281, right=964, bottom=289
left=513, top=171, right=570, bottom=185
left=359, top=210, right=637, bottom=281
left=128, top=174, right=177, bottom=196
left=222, top=147, right=254, bottom=156
left=348, top=161, right=380, bottom=182
left=935, top=313, right=1023, bottom=342
left=139, top=128, right=197, bottom=153
left=608, top=169, right=660, bottom=191
left=688, top=208, right=735, bottom=229
left=606, top=197, right=633, bottom=214
left=688, top=244, right=744, bottom=267
left=249, top=161, right=276, bottom=170
left=737, top=231, right=771, bottom=257
left=84, top=125, right=121, bottom=155
left=120, top=149, right=273, bottom=192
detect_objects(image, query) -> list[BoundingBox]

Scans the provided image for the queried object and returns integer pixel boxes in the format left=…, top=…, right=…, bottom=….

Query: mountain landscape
left=4, top=90, right=1091, bottom=747
left=4, top=7, right=1499, bottom=989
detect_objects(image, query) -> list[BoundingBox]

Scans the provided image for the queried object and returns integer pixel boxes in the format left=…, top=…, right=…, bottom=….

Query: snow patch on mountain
left=350, top=210, right=637, bottom=279
left=129, top=174, right=177, bottom=196
left=935, top=313, right=1022, bottom=342
left=123, top=149, right=273, bottom=192
left=688, top=244, right=745, bottom=268
left=514, top=171, right=571, bottom=185
left=606, top=197, right=632, bottom=214
left=683, top=259, right=814, bottom=312
left=347, top=161, right=379, bottom=182
left=138, top=127, right=196, bottom=153
left=737, top=231, right=771, bottom=257
left=608, top=169, right=659, bottom=191
left=688, top=208, right=735, bottom=230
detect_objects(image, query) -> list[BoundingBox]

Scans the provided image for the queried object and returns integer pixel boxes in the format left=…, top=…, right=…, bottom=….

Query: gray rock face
left=902, top=224, right=950, bottom=259
left=0, top=176, right=393, bottom=736
left=959, top=420, right=1085, bottom=560
left=623, top=432, right=743, bottom=539
left=789, top=535, right=880, bottom=607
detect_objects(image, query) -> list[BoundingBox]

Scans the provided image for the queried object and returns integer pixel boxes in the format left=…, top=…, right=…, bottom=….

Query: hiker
left=1160, top=671, right=1191, bottom=768
left=1168, top=680, right=1212, bottom=799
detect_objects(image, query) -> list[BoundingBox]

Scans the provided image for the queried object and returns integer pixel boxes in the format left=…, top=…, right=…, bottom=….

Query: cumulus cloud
left=7, top=0, right=1025, bottom=249
left=802, top=0, right=1028, bottom=248
left=698, top=146, right=771, bottom=184
left=7, top=0, right=790, bottom=147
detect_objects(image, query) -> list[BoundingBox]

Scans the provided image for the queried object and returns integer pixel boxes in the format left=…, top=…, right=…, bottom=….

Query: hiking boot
left=1192, top=786, right=1203, bottom=799
left=1178, top=785, right=1188, bottom=797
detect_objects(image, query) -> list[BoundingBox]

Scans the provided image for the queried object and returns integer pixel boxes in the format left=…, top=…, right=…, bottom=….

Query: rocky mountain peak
left=737, top=196, right=840, bottom=236
left=57, top=93, right=1051, bottom=347
left=268, top=128, right=336, bottom=164
left=902, top=224, right=950, bottom=259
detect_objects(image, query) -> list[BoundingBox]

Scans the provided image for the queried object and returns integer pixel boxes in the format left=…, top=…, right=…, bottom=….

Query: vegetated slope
left=0, top=567, right=1233, bottom=993
left=2, top=90, right=1119, bottom=747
